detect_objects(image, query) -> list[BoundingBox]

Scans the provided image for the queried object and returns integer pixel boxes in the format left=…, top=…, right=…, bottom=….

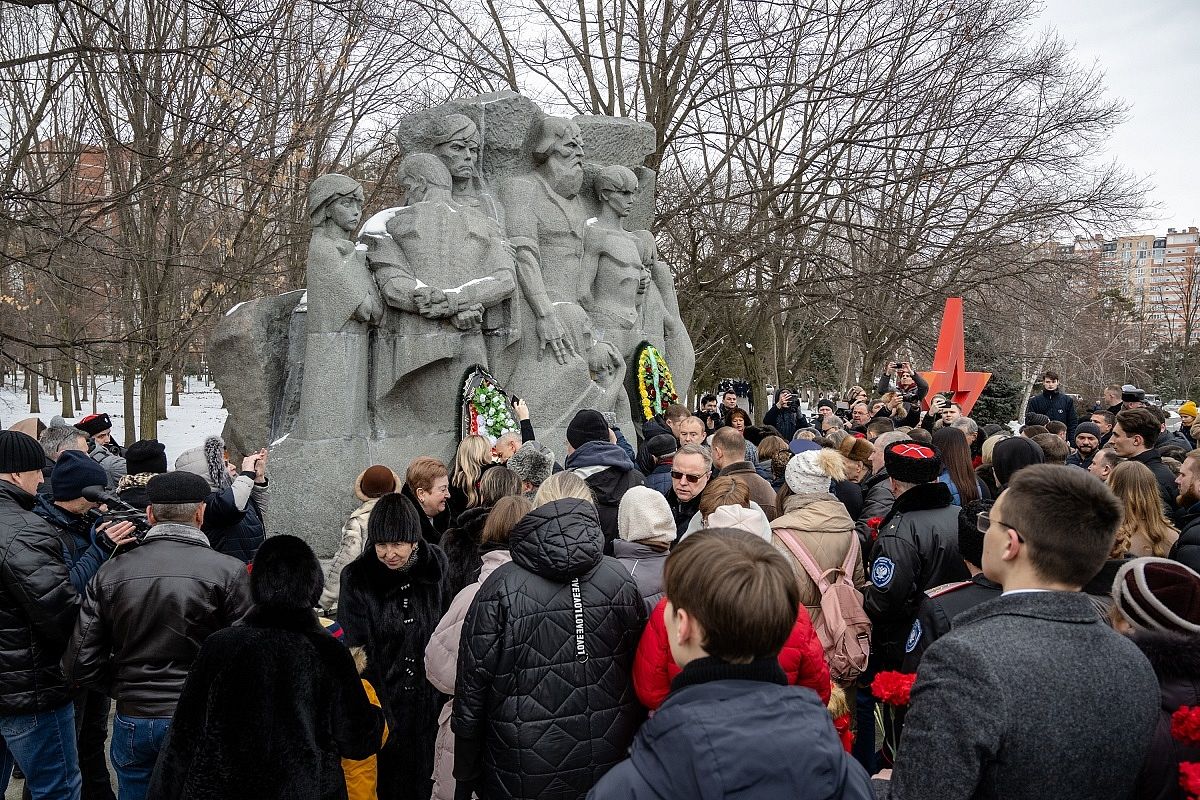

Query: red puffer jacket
left=632, top=596, right=831, bottom=711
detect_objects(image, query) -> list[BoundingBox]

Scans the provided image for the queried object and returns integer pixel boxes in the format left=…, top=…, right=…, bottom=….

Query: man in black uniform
left=901, top=500, right=1002, bottom=672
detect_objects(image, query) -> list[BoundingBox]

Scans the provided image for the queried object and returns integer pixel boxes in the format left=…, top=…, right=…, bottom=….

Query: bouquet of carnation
left=872, top=670, right=917, bottom=764
left=1173, top=707, right=1200, bottom=798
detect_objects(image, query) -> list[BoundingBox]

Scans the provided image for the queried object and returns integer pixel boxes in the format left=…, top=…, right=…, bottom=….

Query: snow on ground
left=0, top=376, right=227, bottom=464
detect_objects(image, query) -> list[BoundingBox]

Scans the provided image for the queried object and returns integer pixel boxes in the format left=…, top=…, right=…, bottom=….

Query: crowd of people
left=0, top=365, right=1198, bottom=799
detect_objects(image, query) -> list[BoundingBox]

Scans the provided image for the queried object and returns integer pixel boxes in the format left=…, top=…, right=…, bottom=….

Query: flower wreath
left=634, top=342, right=678, bottom=421
left=458, top=365, right=518, bottom=443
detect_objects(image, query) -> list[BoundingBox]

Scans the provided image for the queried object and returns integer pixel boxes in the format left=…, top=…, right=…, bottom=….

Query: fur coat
left=1133, top=632, right=1200, bottom=800
left=146, top=605, right=384, bottom=800
left=438, top=505, right=491, bottom=599
left=337, top=541, right=449, bottom=800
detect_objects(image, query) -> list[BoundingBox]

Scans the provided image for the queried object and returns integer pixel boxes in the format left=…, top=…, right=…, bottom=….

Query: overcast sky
left=1034, top=0, right=1199, bottom=232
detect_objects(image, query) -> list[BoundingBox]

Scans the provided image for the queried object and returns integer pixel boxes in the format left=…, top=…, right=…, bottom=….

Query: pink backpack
left=775, top=530, right=871, bottom=682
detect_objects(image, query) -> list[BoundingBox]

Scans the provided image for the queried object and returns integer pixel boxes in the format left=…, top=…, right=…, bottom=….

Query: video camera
left=81, top=485, right=153, bottom=542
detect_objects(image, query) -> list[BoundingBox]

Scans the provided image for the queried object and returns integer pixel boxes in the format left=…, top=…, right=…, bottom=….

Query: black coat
left=440, top=505, right=492, bottom=599
left=1027, top=389, right=1078, bottom=439
left=1131, top=449, right=1180, bottom=513
left=337, top=540, right=448, bottom=800
left=0, top=480, right=80, bottom=714
left=864, top=481, right=969, bottom=669
left=901, top=573, right=1002, bottom=673
left=1133, top=632, right=1200, bottom=800
left=453, top=499, right=646, bottom=800
left=201, top=482, right=266, bottom=563
left=1171, top=502, right=1200, bottom=573
left=146, top=606, right=385, bottom=800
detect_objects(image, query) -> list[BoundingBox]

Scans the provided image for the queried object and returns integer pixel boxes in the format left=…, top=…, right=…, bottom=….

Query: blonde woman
left=533, top=470, right=594, bottom=506
left=451, top=434, right=493, bottom=514
left=976, top=432, right=1011, bottom=499
left=1108, top=461, right=1179, bottom=557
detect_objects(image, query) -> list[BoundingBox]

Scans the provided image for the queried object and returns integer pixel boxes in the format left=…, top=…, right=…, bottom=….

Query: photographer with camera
left=31, top=449, right=137, bottom=800
left=877, top=360, right=929, bottom=406
left=763, top=388, right=810, bottom=441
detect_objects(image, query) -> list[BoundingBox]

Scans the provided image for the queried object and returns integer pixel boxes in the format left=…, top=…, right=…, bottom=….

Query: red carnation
left=1174, top=707, right=1200, bottom=747
left=866, top=517, right=884, bottom=542
left=871, top=671, right=916, bottom=707
left=1179, top=762, right=1200, bottom=798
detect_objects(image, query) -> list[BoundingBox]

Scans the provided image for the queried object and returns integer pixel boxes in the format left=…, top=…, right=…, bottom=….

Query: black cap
left=146, top=471, right=211, bottom=505
left=0, top=430, right=45, bottom=474
left=125, top=440, right=168, bottom=475
left=647, top=434, right=677, bottom=459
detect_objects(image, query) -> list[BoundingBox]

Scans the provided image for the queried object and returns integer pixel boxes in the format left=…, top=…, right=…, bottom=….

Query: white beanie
left=785, top=448, right=845, bottom=495
left=705, top=504, right=773, bottom=542
left=618, top=486, right=677, bottom=544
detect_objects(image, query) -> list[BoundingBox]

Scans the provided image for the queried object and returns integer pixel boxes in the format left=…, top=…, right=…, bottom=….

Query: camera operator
left=31, top=449, right=136, bottom=800
left=74, top=413, right=127, bottom=489
left=62, top=471, right=251, bottom=799
left=763, top=388, right=810, bottom=441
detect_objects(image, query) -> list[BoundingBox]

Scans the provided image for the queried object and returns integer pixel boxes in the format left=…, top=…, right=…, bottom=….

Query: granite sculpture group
left=210, top=92, right=694, bottom=554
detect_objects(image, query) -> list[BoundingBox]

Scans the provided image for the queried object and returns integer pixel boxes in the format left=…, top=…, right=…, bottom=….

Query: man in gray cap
left=63, top=471, right=251, bottom=800
left=0, top=430, right=86, bottom=798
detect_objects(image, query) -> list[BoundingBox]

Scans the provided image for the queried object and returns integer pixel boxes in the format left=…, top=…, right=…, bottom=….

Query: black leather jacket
left=0, top=480, right=81, bottom=713
left=62, top=522, right=251, bottom=716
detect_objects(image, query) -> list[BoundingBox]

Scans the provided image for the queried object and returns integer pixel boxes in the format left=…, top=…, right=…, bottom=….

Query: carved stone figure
left=429, top=114, right=506, bottom=229
left=364, top=154, right=516, bottom=437
left=294, top=174, right=378, bottom=440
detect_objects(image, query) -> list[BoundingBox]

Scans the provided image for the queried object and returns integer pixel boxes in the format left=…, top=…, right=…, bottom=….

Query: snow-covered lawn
left=0, top=376, right=227, bottom=464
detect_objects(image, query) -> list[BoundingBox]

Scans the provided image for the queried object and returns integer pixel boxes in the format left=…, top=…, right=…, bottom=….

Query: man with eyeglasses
left=883, top=465, right=1158, bottom=800
left=665, top=444, right=710, bottom=538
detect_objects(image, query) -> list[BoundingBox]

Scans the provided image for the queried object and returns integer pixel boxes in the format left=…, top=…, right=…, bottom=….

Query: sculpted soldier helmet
left=307, top=173, right=364, bottom=224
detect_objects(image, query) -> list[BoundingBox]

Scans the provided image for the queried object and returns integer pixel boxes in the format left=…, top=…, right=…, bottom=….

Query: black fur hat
left=367, top=492, right=422, bottom=545
left=250, top=535, right=322, bottom=609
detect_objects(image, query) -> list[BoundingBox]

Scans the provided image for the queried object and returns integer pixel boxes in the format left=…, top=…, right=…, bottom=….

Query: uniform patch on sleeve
left=905, top=619, right=922, bottom=653
left=871, top=557, right=896, bottom=588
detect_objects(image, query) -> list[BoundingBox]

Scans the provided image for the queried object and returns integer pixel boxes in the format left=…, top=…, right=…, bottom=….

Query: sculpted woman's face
left=329, top=195, right=362, bottom=233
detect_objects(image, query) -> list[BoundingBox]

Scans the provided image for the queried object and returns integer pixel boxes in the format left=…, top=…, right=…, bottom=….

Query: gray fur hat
left=174, top=435, right=231, bottom=491
left=507, top=441, right=554, bottom=486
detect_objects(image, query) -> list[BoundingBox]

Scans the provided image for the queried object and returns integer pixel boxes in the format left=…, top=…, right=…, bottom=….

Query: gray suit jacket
left=891, top=591, right=1158, bottom=800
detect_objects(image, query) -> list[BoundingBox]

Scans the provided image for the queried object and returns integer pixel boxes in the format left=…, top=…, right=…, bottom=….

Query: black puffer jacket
left=62, top=523, right=251, bottom=716
left=0, top=480, right=80, bottom=713
left=453, top=499, right=646, bottom=800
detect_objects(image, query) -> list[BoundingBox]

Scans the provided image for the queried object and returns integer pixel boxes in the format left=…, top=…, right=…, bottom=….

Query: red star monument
left=918, top=297, right=990, bottom=416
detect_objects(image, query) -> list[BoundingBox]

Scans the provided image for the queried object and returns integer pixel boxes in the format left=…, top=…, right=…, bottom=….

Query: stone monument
left=211, top=91, right=695, bottom=554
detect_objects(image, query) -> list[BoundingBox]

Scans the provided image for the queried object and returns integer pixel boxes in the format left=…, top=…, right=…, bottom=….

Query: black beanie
left=146, top=471, right=211, bottom=505
left=366, top=492, right=422, bottom=545
left=0, top=430, right=45, bottom=474
left=567, top=409, right=609, bottom=448
left=125, top=440, right=168, bottom=475
left=992, top=436, right=1045, bottom=487
left=51, top=450, right=108, bottom=502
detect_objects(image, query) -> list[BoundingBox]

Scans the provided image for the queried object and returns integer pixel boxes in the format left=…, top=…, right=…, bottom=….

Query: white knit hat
left=617, top=486, right=677, bottom=544
left=705, top=504, right=772, bottom=542
left=784, top=448, right=845, bottom=495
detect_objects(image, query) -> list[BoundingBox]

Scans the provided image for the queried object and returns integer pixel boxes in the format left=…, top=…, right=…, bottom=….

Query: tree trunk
left=171, top=361, right=181, bottom=406
left=59, top=350, right=74, bottom=418
left=157, top=372, right=168, bottom=420
left=139, top=366, right=163, bottom=439
left=26, top=368, right=40, bottom=413
left=123, top=358, right=136, bottom=444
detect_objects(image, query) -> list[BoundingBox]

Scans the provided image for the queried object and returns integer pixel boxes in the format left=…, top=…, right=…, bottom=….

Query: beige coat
left=769, top=492, right=864, bottom=629
left=424, top=549, right=513, bottom=800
